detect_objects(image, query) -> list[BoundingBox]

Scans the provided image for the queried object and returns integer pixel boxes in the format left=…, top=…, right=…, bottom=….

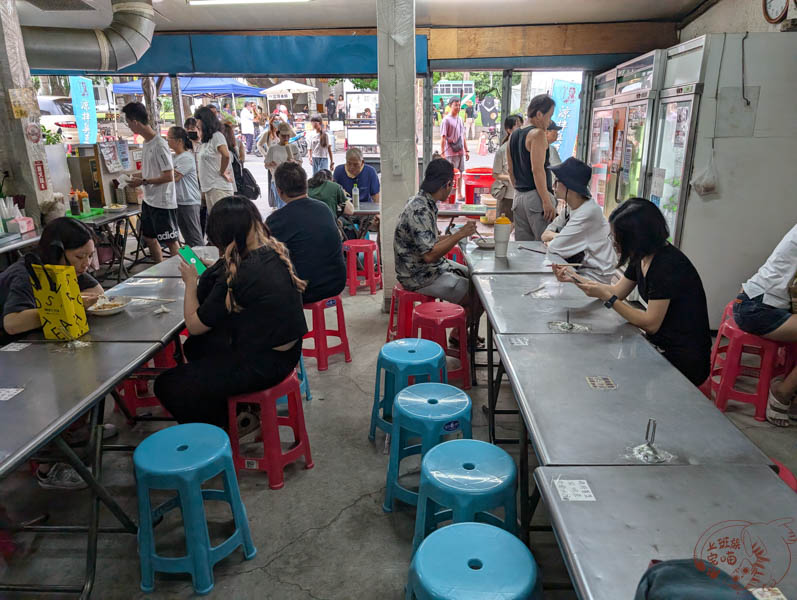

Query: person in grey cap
left=546, top=120, right=563, bottom=168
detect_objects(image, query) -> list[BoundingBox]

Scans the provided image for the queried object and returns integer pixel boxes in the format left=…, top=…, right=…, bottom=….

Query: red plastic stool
left=386, top=283, right=437, bottom=342
left=303, top=296, right=352, bottom=371
left=343, top=239, right=382, bottom=295
left=114, top=341, right=179, bottom=423
left=411, top=302, right=471, bottom=390
left=709, top=314, right=794, bottom=421
left=228, top=370, right=313, bottom=489
left=773, top=458, right=797, bottom=493
left=445, top=245, right=465, bottom=265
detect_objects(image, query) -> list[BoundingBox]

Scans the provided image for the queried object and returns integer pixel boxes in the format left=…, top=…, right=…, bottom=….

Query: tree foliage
left=433, top=71, right=521, bottom=99
left=328, top=78, right=378, bottom=91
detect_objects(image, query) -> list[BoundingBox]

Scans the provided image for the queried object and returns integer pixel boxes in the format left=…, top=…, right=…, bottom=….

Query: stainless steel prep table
left=130, top=255, right=183, bottom=278
left=535, top=465, right=797, bottom=600
left=465, top=241, right=566, bottom=275
left=0, top=340, right=154, bottom=595
left=80, top=205, right=142, bottom=284
left=0, top=230, right=41, bottom=257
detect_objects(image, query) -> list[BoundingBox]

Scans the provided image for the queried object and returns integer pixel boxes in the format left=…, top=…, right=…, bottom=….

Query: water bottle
left=352, top=184, right=360, bottom=210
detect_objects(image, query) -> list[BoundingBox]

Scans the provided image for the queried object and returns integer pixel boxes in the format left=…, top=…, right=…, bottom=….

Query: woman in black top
left=154, top=196, right=308, bottom=427
left=553, top=198, right=711, bottom=386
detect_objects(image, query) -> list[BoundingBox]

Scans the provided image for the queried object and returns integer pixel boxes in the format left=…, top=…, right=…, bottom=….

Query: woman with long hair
left=309, top=115, right=334, bottom=175
left=154, top=196, right=308, bottom=428
left=167, top=126, right=204, bottom=247
left=194, top=106, right=234, bottom=209
left=553, top=198, right=711, bottom=386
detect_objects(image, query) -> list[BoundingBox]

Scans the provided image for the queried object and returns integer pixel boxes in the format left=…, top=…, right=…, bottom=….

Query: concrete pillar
left=422, top=73, right=433, bottom=174
left=377, top=0, right=416, bottom=311
left=142, top=76, right=160, bottom=131
left=0, top=0, right=53, bottom=224
left=501, top=69, right=513, bottom=123
left=170, top=76, right=184, bottom=127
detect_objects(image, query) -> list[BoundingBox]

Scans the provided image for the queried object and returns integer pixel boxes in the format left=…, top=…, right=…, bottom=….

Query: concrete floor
left=2, top=251, right=796, bottom=599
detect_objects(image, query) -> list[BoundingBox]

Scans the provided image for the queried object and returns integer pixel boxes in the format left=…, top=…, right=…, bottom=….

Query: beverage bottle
left=352, top=184, right=360, bottom=209
left=70, top=190, right=80, bottom=216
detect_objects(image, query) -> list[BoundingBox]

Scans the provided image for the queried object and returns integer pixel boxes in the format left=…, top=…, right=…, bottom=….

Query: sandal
left=767, top=378, right=792, bottom=427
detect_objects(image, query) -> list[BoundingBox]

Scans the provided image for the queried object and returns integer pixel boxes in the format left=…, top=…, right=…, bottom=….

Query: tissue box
left=6, top=217, right=35, bottom=234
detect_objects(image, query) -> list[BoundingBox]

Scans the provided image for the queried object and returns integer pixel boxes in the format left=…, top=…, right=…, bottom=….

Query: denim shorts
left=732, top=292, right=791, bottom=336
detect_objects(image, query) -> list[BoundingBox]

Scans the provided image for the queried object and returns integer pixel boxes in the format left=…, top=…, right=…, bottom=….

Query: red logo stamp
left=694, top=519, right=797, bottom=590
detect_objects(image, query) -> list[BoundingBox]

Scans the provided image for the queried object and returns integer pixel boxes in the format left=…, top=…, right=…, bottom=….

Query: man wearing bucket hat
left=542, top=157, right=617, bottom=284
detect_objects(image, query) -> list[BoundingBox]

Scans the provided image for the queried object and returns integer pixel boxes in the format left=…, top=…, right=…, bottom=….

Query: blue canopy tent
left=112, top=77, right=265, bottom=97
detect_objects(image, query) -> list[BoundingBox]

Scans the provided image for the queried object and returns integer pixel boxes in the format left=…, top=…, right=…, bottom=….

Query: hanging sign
left=8, top=88, right=38, bottom=119
left=34, top=160, right=47, bottom=191
left=68, top=76, right=97, bottom=144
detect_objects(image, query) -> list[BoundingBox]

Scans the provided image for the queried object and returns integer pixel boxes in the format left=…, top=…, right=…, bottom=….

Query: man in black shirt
left=325, top=94, right=337, bottom=121
left=267, top=162, right=347, bottom=304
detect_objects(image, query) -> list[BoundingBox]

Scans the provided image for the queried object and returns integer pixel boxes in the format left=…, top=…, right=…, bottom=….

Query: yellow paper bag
left=26, top=260, right=90, bottom=340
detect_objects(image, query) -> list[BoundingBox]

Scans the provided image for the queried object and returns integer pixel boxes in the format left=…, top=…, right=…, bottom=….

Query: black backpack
left=231, top=152, right=261, bottom=200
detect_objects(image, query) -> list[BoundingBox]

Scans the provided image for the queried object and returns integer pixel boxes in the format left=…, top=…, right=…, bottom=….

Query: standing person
left=267, top=163, right=347, bottom=303
left=309, top=115, right=334, bottom=175
left=194, top=106, right=235, bottom=210
left=333, top=147, right=380, bottom=203
left=325, top=93, right=336, bottom=121
left=440, top=98, right=469, bottom=201
left=264, top=122, right=301, bottom=209
left=506, top=94, right=557, bottom=241
left=464, top=101, right=475, bottom=141
left=184, top=117, right=200, bottom=147
left=167, top=126, right=204, bottom=248
left=154, top=196, right=307, bottom=428
left=438, top=97, right=445, bottom=120
left=337, top=94, right=346, bottom=120
left=491, top=114, right=523, bottom=221
left=223, top=122, right=246, bottom=168
left=547, top=120, right=563, bottom=168
left=554, top=198, right=711, bottom=387
left=239, top=101, right=255, bottom=155
left=308, top=169, right=353, bottom=218
left=732, top=224, right=797, bottom=426
left=123, top=102, right=179, bottom=263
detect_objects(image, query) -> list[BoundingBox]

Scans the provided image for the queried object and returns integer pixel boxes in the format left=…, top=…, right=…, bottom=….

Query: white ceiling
left=16, top=0, right=703, bottom=31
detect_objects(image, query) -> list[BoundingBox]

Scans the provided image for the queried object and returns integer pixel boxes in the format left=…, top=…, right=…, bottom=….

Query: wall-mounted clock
left=763, top=0, right=788, bottom=23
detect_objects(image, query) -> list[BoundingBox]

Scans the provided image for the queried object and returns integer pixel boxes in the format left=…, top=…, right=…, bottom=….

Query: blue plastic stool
left=370, top=339, right=447, bottom=441
left=134, top=424, right=256, bottom=595
left=412, top=438, right=517, bottom=552
left=406, top=522, right=542, bottom=600
left=383, top=383, right=473, bottom=512
left=278, top=355, right=311, bottom=404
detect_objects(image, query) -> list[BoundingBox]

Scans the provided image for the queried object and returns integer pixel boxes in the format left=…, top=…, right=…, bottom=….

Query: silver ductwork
left=21, top=0, right=155, bottom=71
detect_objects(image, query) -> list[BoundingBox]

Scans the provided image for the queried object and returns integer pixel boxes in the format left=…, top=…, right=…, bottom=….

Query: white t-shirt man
left=546, top=199, right=617, bottom=283
left=743, top=223, right=797, bottom=308
left=240, top=106, right=255, bottom=136
left=141, top=135, right=176, bottom=209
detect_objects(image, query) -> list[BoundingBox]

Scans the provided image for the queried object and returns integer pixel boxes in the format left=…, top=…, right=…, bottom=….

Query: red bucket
left=463, top=167, right=495, bottom=204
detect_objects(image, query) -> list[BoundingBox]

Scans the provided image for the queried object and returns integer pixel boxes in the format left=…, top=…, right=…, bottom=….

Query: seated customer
left=1, top=218, right=103, bottom=340
left=308, top=169, right=354, bottom=218
left=333, top=147, right=380, bottom=203
left=733, top=224, right=796, bottom=426
left=554, top=198, right=711, bottom=386
left=540, top=158, right=617, bottom=284
left=155, top=195, right=308, bottom=428
left=266, top=162, right=347, bottom=304
left=394, top=158, right=482, bottom=339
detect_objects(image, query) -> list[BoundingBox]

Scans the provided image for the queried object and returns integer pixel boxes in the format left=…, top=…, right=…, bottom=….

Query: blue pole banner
left=68, top=76, right=97, bottom=144
left=550, top=80, right=582, bottom=161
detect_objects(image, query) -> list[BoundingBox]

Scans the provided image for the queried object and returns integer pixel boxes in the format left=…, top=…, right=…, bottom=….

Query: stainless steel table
left=354, top=201, right=487, bottom=218
left=0, top=340, right=151, bottom=595
left=80, top=205, right=142, bottom=284
left=23, top=277, right=185, bottom=345
left=474, top=274, right=640, bottom=445
left=0, top=230, right=40, bottom=256
left=130, top=255, right=183, bottom=278
left=466, top=241, right=565, bottom=275
left=535, top=465, right=797, bottom=599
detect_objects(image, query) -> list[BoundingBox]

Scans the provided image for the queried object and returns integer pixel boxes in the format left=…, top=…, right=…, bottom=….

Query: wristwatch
left=604, top=294, right=618, bottom=309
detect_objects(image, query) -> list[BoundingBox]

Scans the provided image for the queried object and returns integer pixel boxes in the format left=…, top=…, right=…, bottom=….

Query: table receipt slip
left=177, top=246, right=208, bottom=275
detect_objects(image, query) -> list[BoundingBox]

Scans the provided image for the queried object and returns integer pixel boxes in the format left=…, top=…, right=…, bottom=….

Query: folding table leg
left=519, top=415, right=530, bottom=547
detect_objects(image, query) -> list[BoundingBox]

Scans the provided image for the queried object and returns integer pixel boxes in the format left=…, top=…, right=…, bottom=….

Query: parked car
left=38, top=96, right=79, bottom=144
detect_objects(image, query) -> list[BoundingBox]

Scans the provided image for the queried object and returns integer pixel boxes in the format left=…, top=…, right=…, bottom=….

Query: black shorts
left=733, top=291, right=791, bottom=336
left=141, top=202, right=179, bottom=244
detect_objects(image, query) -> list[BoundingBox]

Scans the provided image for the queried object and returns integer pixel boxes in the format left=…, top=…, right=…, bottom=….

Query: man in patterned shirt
left=393, top=159, right=483, bottom=341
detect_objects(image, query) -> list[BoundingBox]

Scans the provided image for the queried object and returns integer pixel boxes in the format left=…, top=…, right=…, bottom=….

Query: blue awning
left=111, top=77, right=265, bottom=96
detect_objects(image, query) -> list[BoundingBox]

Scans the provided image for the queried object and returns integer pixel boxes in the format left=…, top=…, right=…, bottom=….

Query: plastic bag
left=690, top=153, right=718, bottom=196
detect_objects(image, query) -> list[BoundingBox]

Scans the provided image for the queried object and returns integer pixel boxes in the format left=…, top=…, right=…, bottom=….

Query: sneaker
left=36, top=463, right=88, bottom=490
left=236, top=411, right=260, bottom=439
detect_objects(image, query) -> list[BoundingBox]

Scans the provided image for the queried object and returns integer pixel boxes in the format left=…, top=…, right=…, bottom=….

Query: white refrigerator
left=648, top=33, right=797, bottom=327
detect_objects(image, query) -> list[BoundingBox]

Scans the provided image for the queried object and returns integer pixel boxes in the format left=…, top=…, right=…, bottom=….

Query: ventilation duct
left=21, top=0, right=155, bottom=71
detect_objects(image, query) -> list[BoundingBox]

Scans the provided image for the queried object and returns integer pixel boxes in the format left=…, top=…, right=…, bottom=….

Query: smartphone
left=178, top=246, right=208, bottom=275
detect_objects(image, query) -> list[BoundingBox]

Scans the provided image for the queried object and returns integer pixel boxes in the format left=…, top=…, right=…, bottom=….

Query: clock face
left=763, top=0, right=788, bottom=23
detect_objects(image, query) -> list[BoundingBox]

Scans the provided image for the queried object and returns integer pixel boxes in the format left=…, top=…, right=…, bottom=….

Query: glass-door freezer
left=649, top=91, right=700, bottom=244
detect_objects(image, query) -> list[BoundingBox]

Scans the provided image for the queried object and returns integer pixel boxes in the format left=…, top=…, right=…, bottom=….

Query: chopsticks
left=518, top=245, right=547, bottom=255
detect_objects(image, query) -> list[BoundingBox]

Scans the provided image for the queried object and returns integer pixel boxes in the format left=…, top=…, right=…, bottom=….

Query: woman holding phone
left=553, top=198, right=711, bottom=387
left=155, top=196, right=308, bottom=428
